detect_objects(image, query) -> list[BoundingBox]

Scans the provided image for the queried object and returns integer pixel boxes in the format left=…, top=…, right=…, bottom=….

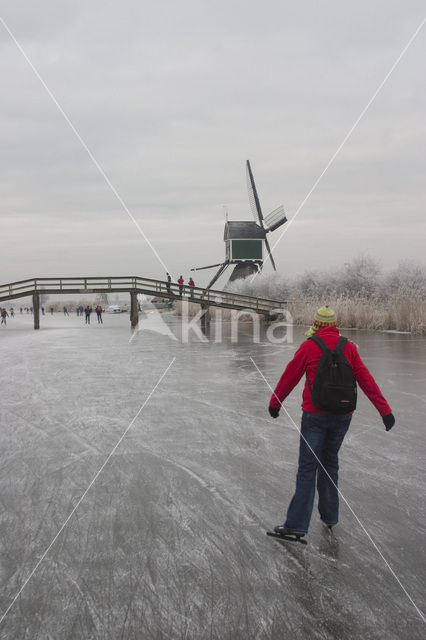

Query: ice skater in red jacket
left=268, top=305, right=395, bottom=539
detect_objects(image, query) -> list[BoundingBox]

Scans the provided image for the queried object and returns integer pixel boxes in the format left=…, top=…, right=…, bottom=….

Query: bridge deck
left=0, top=276, right=286, bottom=316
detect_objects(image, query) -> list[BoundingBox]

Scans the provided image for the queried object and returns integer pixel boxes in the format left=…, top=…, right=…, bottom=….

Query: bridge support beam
left=130, top=291, right=139, bottom=327
left=33, top=293, right=40, bottom=330
left=201, top=304, right=210, bottom=329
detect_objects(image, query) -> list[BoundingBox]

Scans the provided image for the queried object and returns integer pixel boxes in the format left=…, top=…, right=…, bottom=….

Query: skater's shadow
left=317, top=526, right=340, bottom=561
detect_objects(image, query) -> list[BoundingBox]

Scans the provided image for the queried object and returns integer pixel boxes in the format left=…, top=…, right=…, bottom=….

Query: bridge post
left=33, top=293, right=40, bottom=330
left=130, top=291, right=139, bottom=327
left=201, top=304, right=210, bottom=329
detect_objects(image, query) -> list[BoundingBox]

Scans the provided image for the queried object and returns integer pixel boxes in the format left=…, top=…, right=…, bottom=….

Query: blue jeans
left=284, top=411, right=352, bottom=533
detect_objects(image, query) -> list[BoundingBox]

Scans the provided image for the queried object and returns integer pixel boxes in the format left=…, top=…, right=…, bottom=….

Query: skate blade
left=266, top=530, right=307, bottom=545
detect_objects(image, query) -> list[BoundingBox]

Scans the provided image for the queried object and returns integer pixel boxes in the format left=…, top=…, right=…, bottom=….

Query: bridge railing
left=0, top=278, right=37, bottom=299
left=0, top=276, right=286, bottom=313
left=193, top=287, right=285, bottom=312
left=0, top=277, right=141, bottom=298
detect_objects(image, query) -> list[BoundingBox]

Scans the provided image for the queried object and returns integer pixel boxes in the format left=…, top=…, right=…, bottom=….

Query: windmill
left=192, top=160, right=287, bottom=291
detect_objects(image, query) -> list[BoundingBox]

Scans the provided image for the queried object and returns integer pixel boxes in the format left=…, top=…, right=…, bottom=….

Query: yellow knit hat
left=305, top=305, right=337, bottom=337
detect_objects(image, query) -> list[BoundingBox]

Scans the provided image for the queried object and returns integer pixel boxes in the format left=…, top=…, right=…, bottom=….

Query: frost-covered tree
left=213, top=256, right=426, bottom=333
left=293, top=269, right=340, bottom=300
left=225, top=254, right=425, bottom=306
left=381, top=261, right=426, bottom=299
left=335, top=255, right=381, bottom=299
left=227, top=271, right=290, bottom=300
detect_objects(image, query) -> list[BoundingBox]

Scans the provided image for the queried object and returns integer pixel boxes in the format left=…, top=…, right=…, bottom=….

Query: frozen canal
left=0, top=310, right=425, bottom=639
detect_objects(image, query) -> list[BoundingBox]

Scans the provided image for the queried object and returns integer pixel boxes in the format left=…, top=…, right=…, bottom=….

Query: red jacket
left=269, top=327, right=392, bottom=416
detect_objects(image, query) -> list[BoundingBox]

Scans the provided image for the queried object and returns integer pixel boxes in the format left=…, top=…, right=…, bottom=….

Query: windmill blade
left=246, top=160, right=265, bottom=227
left=204, top=261, right=230, bottom=292
left=246, top=165, right=258, bottom=222
left=263, top=235, right=277, bottom=271
left=191, top=262, right=224, bottom=272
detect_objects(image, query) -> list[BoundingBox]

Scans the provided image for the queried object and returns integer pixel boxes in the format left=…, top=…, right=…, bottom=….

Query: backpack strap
left=306, top=334, right=330, bottom=396
left=308, top=334, right=331, bottom=352
left=335, top=336, right=348, bottom=354
left=310, top=334, right=348, bottom=354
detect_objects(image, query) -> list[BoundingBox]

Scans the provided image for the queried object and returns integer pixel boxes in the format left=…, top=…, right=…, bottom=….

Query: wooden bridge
left=0, top=276, right=287, bottom=329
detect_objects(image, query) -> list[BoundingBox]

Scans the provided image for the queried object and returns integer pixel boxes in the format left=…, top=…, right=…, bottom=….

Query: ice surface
left=0, top=311, right=425, bottom=638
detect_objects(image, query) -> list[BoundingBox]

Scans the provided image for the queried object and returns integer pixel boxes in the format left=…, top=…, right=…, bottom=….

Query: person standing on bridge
left=267, top=305, right=395, bottom=540
left=178, top=275, right=184, bottom=296
left=188, top=277, right=195, bottom=298
left=166, top=273, right=172, bottom=295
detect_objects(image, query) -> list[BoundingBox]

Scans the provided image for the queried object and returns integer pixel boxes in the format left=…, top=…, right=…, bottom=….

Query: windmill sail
left=246, top=160, right=264, bottom=224
left=264, top=205, right=287, bottom=233
left=263, top=236, right=276, bottom=271
left=205, top=261, right=230, bottom=291
left=246, top=159, right=280, bottom=271
left=191, top=262, right=224, bottom=271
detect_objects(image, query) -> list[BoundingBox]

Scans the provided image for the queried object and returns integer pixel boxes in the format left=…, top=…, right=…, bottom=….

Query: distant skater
left=85, top=305, right=92, bottom=324
left=177, top=275, right=184, bottom=296
left=268, top=305, right=395, bottom=541
left=1, top=309, right=9, bottom=325
left=50, top=307, right=54, bottom=315
left=63, top=306, right=69, bottom=316
left=41, top=306, right=45, bottom=315
left=96, top=305, right=103, bottom=324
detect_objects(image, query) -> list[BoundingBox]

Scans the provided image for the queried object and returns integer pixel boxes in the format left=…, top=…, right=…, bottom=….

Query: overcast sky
left=0, top=1, right=425, bottom=288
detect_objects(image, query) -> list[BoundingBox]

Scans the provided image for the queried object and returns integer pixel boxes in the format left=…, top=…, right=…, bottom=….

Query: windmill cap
left=305, top=305, right=337, bottom=337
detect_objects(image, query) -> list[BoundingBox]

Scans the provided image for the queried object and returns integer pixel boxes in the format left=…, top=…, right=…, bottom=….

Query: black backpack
left=307, top=335, right=357, bottom=414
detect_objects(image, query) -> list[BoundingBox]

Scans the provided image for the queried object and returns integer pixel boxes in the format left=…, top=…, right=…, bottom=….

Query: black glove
left=268, top=406, right=280, bottom=419
left=382, top=413, right=395, bottom=431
